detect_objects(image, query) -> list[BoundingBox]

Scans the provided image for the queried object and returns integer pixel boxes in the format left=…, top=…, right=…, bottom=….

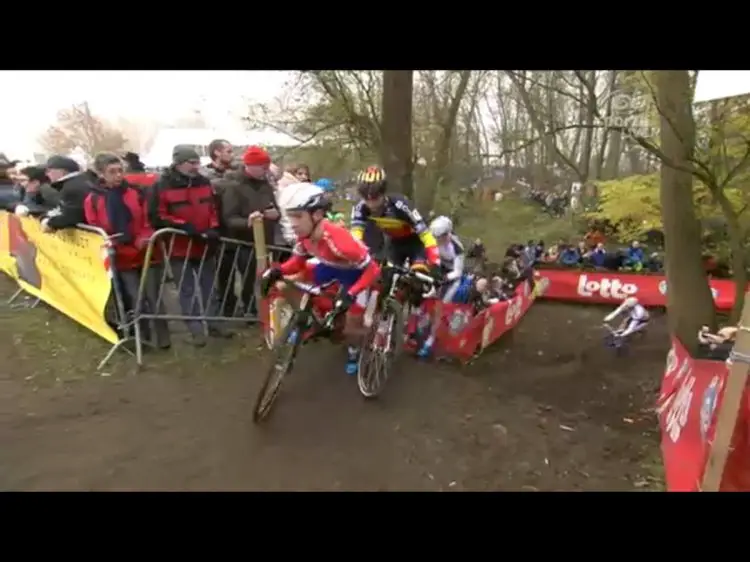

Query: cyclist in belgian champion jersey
left=350, top=166, right=441, bottom=276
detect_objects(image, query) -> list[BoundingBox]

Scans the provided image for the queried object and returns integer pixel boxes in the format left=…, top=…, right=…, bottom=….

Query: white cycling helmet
left=623, top=297, right=639, bottom=308
left=281, top=182, right=327, bottom=212
left=430, top=215, right=453, bottom=238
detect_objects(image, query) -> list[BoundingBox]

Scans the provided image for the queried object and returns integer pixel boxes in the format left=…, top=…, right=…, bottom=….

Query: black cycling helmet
left=356, top=165, right=387, bottom=198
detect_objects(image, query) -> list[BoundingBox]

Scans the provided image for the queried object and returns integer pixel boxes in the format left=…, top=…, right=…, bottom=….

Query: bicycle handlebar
left=287, top=279, right=337, bottom=297
left=382, top=262, right=436, bottom=286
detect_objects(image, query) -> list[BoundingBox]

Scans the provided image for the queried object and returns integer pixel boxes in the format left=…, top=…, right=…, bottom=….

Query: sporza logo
left=598, top=86, right=657, bottom=138
left=577, top=275, right=638, bottom=299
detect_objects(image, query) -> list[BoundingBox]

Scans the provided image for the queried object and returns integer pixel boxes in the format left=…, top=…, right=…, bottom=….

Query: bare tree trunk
left=656, top=70, right=717, bottom=348
left=381, top=71, right=414, bottom=199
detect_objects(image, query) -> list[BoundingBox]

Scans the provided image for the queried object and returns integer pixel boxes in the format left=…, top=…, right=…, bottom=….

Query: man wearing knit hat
left=41, top=155, right=99, bottom=232
left=215, top=145, right=280, bottom=316
left=148, top=145, right=231, bottom=344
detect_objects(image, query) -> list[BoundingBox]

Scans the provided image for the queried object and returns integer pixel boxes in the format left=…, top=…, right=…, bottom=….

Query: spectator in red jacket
left=84, top=152, right=171, bottom=350
left=147, top=146, right=231, bottom=345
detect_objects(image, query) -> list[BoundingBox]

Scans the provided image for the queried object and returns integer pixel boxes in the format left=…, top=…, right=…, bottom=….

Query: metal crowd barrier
left=3, top=217, right=296, bottom=370
left=117, top=220, right=297, bottom=367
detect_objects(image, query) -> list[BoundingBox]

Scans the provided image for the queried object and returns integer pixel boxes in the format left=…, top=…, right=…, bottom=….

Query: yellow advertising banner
left=0, top=211, right=120, bottom=344
left=0, top=211, right=13, bottom=275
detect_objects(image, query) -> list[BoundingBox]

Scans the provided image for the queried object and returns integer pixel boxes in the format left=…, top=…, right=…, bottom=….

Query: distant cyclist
left=418, top=215, right=471, bottom=358
left=604, top=296, right=649, bottom=340
left=429, top=216, right=466, bottom=303
left=261, top=183, right=380, bottom=376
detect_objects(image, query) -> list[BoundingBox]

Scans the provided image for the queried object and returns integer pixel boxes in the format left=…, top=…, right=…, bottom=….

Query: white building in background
left=142, top=128, right=301, bottom=168
left=694, top=71, right=750, bottom=103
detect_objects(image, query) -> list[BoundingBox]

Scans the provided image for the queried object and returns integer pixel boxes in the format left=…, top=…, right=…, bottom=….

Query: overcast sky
left=694, top=70, right=750, bottom=103
left=0, top=71, right=291, bottom=157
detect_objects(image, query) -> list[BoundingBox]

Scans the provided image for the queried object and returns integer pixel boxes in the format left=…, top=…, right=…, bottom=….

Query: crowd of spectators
left=0, top=144, right=335, bottom=350
left=527, top=228, right=665, bottom=273
left=458, top=239, right=536, bottom=312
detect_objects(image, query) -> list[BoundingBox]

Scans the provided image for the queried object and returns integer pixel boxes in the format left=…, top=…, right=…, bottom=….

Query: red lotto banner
left=537, top=269, right=738, bottom=311
left=421, top=277, right=543, bottom=361
left=656, top=337, right=750, bottom=491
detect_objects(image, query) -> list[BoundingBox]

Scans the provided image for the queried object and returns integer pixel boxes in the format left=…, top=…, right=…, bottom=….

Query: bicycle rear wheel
left=253, top=313, right=303, bottom=424
left=357, top=298, right=404, bottom=399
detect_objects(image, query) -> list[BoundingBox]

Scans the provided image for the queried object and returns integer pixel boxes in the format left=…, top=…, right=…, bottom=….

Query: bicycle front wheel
left=357, top=298, right=404, bottom=399
left=253, top=313, right=303, bottom=424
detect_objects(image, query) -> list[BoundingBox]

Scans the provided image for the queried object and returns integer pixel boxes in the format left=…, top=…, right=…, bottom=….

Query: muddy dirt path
left=0, top=290, right=664, bottom=491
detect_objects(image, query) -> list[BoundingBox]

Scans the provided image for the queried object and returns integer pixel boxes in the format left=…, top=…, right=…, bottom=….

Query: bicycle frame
left=283, top=279, right=342, bottom=341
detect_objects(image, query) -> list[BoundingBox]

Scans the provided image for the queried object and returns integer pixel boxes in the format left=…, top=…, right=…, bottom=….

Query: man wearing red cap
left=216, top=145, right=280, bottom=316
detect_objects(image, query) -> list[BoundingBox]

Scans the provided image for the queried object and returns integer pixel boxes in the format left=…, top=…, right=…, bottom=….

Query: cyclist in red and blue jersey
left=261, top=183, right=381, bottom=375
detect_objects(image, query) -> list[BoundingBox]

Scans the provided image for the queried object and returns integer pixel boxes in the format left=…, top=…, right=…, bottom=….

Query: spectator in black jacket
left=216, top=146, right=279, bottom=317
left=40, top=156, right=98, bottom=232
left=12, top=166, right=61, bottom=216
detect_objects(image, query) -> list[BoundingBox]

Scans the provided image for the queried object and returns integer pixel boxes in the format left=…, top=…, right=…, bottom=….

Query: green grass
left=453, top=196, right=581, bottom=260
left=0, top=276, right=265, bottom=386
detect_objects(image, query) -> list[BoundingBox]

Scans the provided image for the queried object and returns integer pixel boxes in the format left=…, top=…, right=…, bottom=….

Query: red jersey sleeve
left=322, top=222, right=370, bottom=268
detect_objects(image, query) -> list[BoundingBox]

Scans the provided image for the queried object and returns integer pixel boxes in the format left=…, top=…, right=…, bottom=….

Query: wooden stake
left=701, top=293, right=750, bottom=491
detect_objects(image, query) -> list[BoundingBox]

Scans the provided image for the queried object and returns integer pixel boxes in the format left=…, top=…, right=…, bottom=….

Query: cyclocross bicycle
left=253, top=279, right=343, bottom=424
left=357, top=261, right=435, bottom=399
left=602, top=323, right=629, bottom=356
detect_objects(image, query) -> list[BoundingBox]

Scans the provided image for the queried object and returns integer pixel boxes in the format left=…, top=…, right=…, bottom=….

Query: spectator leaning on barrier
left=559, top=243, right=581, bottom=267
left=13, top=166, right=60, bottom=216
left=41, top=155, right=98, bottom=233
left=590, top=242, right=607, bottom=268
left=84, top=152, right=171, bottom=350
left=624, top=240, right=645, bottom=271
left=148, top=145, right=231, bottom=346
left=217, top=146, right=280, bottom=316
